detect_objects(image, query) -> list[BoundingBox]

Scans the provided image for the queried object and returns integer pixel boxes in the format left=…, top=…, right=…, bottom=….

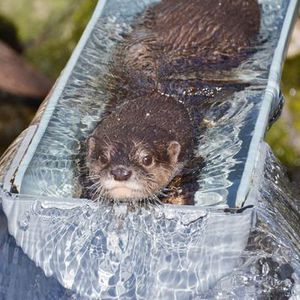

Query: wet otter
left=86, top=94, right=193, bottom=201
left=112, top=0, right=260, bottom=100
left=85, top=0, right=260, bottom=203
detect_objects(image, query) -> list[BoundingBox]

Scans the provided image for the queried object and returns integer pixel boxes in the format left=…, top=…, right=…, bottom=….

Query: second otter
left=115, top=0, right=260, bottom=99
left=85, top=0, right=260, bottom=203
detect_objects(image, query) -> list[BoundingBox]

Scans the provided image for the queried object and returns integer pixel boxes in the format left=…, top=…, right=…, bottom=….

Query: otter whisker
left=90, top=182, right=104, bottom=199
left=148, top=194, right=162, bottom=206
left=78, top=165, right=89, bottom=172
left=86, top=174, right=101, bottom=180
left=87, top=185, right=99, bottom=193
left=94, top=185, right=107, bottom=204
left=87, top=180, right=101, bottom=190
left=157, top=190, right=169, bottom=197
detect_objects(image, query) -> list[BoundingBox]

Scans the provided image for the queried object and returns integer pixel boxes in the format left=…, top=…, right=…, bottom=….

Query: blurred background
left=0, top=1, right=299, bottom=181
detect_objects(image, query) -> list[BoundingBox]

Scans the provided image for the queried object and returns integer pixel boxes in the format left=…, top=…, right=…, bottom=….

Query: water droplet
left=18, top=211, right=31, bottom=231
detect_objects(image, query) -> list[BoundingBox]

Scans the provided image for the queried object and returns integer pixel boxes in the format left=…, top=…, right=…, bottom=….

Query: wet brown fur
left=84, top=0, right=261, bottom=204
left=111, top=0, right=261, bottom=100
left=91, top=94, right=194, bottom=163
left=85, top=94, right=194, bottom=202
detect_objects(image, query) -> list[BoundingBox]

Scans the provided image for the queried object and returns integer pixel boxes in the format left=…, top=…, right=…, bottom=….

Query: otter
left=84, top=0, right=260, bottom=204
left=111, top=0, right=261, bottom=100
left=86, top=94, right=194, bottom=201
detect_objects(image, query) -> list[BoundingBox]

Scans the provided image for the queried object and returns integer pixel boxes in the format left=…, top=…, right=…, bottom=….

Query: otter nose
left=111, top=168, right=132, bottom=181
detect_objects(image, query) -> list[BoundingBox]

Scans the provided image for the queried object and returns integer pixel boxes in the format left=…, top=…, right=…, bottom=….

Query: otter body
left=85, top=0, right=260, bottom=203
left=117, top=0, right=260, bottom=97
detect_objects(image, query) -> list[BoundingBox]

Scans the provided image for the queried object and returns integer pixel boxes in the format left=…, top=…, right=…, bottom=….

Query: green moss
left=0, top=0, right=96, bottom=78
left=0, top=1, right=73, bottom=42
left=282, top=54, right=300, bottom=90
left=25, top=0, right=97, bottom=78
left=0, top=2, right=97, bottom=155
left=71, top=1, right=98, bottom=42
left=266, top=54, right=300, bottom=167
left=267, top=119, right=300, bottom=167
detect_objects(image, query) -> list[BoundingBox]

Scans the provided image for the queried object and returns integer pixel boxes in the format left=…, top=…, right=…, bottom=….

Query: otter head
left=86, top=128, right=183, bottom=202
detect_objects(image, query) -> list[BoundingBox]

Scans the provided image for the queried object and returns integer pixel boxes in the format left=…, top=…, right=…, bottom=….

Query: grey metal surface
left=237, top=0, right=300, bottom=207
left=0, top=0, right=297, bottom=208
left=0, top=0, right=299, bottom=298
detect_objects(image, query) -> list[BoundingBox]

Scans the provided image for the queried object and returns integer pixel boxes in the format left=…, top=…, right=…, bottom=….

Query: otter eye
left=99, top=154, right=109, bottom=165
left=142, top=155, right=153, bottom=166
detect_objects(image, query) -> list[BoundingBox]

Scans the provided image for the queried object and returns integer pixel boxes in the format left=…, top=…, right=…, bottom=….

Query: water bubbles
left=83, top=206, right=93, bottom=219
left=32, top=200, right=44, bottom=215
left=90, top=230, right=107, bottom=255
left=260, top=258, right=271, bottom=276
left=18, top=210, right=31, bottom=231
left=112, top=203, right=128, bottom=218
left=1, top=0, right=299, bottom=299
left=4, top=191, right=11, bottom=198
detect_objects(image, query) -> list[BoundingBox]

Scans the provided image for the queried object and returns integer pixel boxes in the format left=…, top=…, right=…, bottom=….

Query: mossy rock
left=25, top=0, right=97, bottom=78
left=0, top=14, right=23, bottom=52
left=266, top=54, right=300, bottom=167
left=0, top=0, right=96, bottom=78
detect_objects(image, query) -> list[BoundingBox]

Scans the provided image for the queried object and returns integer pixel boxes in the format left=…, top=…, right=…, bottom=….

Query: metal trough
left=0, top=0, right=299, bottom=298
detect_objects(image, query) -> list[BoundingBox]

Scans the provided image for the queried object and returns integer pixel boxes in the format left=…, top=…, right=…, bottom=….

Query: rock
left=0, top=41, right=53, bottom=99
left=287, top=18, right=300, bottom=58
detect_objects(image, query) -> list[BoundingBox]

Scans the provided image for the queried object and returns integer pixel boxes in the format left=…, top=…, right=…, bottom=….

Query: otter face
left=86, top=136, right=182, bottom=201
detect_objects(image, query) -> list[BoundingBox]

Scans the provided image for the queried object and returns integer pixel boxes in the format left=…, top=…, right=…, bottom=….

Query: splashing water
left=202, top=143, right=300, bottom=299
left=1, top=143, right=300, bottom=298
left=0, top=0, right=299, bottom=298
left=6, top=0, right=285, bottom=207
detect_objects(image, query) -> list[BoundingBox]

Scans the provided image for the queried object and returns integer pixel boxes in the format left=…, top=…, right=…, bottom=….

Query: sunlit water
left=9, top=0, right=285, bottom=207
left=203, top=145, right=300, bottom=299
left=1, top=144, right=300, bottom=298
left=0, top=0, right=299, bottom=298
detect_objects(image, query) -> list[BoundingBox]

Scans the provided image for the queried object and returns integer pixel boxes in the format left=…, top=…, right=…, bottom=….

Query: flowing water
left=0, top=0, right=300, bottom=298
left=1, top=144, right=300, bottom=299
left=202, top=144, right=300, bottom=299
left=9, top=0, right=284, bottom=207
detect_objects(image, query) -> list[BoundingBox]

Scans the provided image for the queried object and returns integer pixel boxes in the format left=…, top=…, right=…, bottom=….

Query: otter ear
left=167, top=141, right=181, bottom=164
left=87, top=136, right=96, bottom=157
